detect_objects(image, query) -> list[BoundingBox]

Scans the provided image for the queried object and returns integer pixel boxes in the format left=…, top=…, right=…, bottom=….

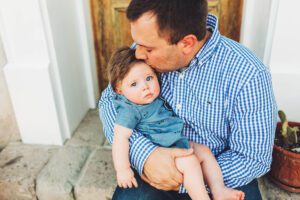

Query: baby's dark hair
left=107, top=46, right=143, bottom=91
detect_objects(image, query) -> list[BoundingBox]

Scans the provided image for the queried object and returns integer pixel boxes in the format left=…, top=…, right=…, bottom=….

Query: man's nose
left=135, top=45, right=147, bottom=60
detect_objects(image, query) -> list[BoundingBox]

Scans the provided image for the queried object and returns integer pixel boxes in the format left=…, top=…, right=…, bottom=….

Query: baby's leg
left=191, top=142, right=244, bottom=200
left=175, top=154, right=210, bottom=200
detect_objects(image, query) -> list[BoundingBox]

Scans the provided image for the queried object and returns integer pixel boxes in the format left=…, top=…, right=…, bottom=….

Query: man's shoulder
left=218, top=36, right=266, bottom=72
left=98, top=85, right=115, bottom=108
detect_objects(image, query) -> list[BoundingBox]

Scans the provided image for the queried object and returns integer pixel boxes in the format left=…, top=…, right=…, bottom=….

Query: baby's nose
left=142, top=82, right=149, bottom=90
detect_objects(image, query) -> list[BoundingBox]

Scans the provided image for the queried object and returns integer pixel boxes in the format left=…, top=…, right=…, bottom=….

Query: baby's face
left=116, top=62, right=160, bottom=105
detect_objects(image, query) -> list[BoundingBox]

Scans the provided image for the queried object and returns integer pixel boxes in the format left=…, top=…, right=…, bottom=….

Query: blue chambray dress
left=113, top=94, right=189, bottom=149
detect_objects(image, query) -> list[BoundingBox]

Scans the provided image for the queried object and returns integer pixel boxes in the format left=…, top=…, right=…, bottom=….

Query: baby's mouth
left=144, top=93, right=153, bottom=99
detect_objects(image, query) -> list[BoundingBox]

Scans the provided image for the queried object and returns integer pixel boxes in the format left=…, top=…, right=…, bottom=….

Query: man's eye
left=131, top=82, right=137, bottom=87
left=146, top=76, right=153, bottom=81
left=146, top=49, right=152, bottom=53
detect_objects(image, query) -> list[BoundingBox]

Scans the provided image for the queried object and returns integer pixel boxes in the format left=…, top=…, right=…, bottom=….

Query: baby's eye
left=131, top=82, right=137, bottom=87
left=146, top=49, right=152, bottom=53
left=146, top=76, right=153, bottom=81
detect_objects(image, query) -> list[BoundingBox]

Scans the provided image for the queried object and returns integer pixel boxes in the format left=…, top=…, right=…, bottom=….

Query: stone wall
left=0, top=36, right=21, bottom=150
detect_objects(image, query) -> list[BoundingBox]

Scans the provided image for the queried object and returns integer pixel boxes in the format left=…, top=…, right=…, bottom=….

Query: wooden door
left=91, top=0, right=243, bottom=92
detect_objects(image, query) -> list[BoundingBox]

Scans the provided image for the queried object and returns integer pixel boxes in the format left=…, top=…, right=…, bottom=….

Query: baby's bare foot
left=213, top=187, right=244, bottom=200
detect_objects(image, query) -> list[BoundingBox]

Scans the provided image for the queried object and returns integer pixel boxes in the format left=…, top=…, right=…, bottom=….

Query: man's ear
left=178, top=34, right=197, bottom=54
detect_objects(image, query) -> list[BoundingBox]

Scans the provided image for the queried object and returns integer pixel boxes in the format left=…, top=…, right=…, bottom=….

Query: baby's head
left=108, top=46, right=160, bottom=105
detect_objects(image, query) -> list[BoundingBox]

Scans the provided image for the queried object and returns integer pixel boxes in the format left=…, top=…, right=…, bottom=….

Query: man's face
left=116, top=62, right=160, bottom=105
left=130, top=12, right=185, bottom=72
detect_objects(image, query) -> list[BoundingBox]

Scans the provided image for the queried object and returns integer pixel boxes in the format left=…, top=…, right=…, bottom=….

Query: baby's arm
left=112, top=124, right=138, bottom=188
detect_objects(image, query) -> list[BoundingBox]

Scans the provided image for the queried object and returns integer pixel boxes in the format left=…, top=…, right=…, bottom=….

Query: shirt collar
left=187, top=14, right=220, bottom=70
left=114, top=93, right=135, bottom=105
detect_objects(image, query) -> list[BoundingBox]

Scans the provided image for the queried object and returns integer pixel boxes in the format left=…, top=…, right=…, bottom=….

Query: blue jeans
left=112, top=169, right=262, bottom=200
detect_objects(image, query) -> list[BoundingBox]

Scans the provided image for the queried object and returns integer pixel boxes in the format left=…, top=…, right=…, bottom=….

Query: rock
left=258, top=176, right=300, bottom=200
left=0, top=144, right=58, bottom=200
left=36, top=146, right=93, bottom=200
left=74, top=148, right=116, bottom=200
left=66, top=110, right=105, bottom=148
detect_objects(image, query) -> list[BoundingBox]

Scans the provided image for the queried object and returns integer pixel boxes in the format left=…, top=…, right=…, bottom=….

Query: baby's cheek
left=155, top=84, right=161, bottom=95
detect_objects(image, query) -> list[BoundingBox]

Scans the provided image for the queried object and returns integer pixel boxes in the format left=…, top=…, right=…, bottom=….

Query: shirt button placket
left=175, top=72, right=185, bottom=114
left=176, top=103, right=182, bottom=111
left=179, top=73, right=184, bottom=79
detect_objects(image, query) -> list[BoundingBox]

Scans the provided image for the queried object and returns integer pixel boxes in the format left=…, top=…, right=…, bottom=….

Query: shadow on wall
left=0, top=35, right=21, bottom=150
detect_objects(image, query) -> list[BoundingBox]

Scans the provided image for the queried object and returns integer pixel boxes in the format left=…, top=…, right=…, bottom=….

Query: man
left=99, top=0, right=277, bottom=199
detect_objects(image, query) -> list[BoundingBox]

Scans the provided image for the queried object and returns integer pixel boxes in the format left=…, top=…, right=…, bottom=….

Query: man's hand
left=141, top=147, right=193, bottom=191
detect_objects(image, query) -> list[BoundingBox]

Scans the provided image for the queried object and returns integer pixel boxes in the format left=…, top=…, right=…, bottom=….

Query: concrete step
left=35, top=109, right=115, bottom=200
left=74, top=148, right=115, bottom=200
left=35, top=145, right=115, bottom=200
left=2, top=143, right=300, bottom=200
left=66, top=110, right=106, bottom=148
left=258, top=177, right=300, bottom=200
left=0, top=143, right=58, bottom=200
left=36, top=146, right=94, bottom=200
left=1, top=109, right=300, bottom=200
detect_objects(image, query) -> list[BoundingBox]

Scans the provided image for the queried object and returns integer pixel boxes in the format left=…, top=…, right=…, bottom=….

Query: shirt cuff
left=129, top=134, right=158, bottom=175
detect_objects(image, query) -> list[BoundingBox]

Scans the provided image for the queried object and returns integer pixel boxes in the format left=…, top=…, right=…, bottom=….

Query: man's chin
left=155, top=69, right=171, bottom=73
left=150, top=66, right=165, bottom=73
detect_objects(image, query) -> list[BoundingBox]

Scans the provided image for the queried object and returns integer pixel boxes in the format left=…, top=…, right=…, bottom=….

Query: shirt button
left=176, top=103, right=182, bottom=110
left=179, top=74, right=184, bottom=79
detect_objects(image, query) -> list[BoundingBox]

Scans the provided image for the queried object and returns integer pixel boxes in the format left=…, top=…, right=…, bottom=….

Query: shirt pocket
left=196, top=97, right=227, bottom=136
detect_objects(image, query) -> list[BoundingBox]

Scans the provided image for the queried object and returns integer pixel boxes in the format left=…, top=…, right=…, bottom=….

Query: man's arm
left=217, top=70, right=277, bottom=188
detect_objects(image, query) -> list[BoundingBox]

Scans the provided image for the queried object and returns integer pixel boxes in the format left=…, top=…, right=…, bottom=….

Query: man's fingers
left=149, top=182, right=179, bottom=191
left=171, top=171, right=183, bottom=185
left=149, top=182, right=164, bottom=190
left=141, top=174, right=150, bottom=183
left=170, top=161, right=183, bottom=183
left=142, top=173, right=179, bottom=186
left=167, top=178, right=181, bottom=189
left=169, top=156, right=183, bottom=184
left=143, top=173, right=180, bottom=190
left=171, top=148, right=193, bottom=158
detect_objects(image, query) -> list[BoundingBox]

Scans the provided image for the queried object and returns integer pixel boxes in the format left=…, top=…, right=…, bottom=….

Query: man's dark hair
left=126, top=0, right=208, bottom=44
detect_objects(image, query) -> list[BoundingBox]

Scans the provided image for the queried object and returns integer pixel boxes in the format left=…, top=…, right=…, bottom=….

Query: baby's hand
left=116, top=168, right=138, bottom=188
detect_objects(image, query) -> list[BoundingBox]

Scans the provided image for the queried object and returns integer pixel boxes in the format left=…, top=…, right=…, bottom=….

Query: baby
left=107, top=46, right=244, bottom=200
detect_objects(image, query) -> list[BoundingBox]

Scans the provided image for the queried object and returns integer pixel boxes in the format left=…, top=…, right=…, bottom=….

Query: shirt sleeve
left=98, top=85, right=157, bottom=175
left=113, top=96, right=141, bottom=129
left=217, top=70, right=277, bottom=188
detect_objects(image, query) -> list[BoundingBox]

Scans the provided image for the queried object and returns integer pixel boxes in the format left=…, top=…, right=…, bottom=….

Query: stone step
left=36, top=146, right=94, bottom=200
left=0, top=143, right=58, bottom=200
left=35, top=146, right=115, bottom=200
left=258, top=177, right=300, bottom=200
left=66, top=110, right=106, bottom=148
left=1, top=109, right=300, bottom=200
left=74, top=148, right=115, bottom=200
left=35, top=109, right=115, bottom=200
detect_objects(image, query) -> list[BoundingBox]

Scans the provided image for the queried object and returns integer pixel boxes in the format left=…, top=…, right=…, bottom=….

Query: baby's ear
left=115, top=87, right=122, bottom=94
left=115, top=82, right=122, bottom=94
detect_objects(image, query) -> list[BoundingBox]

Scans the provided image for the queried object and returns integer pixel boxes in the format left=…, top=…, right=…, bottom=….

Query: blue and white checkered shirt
left=99, top=14, right=277, bottom=191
